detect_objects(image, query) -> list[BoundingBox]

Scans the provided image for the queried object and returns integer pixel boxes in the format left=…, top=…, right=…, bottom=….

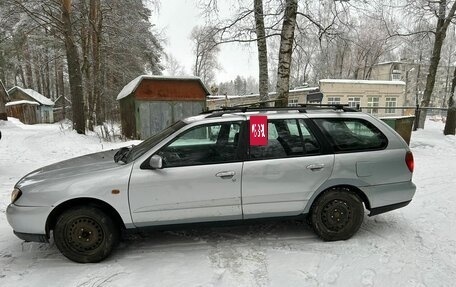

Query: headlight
left=11, top=188, right=22, bottom=204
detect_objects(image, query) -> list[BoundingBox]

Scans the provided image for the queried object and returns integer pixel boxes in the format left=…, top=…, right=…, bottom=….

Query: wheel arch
left=45, top=197, right=126, bottom=237
left=304, top=184, right=371, bottom=214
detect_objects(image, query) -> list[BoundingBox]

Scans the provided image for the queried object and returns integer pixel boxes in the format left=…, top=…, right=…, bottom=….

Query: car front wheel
left=53, top=206, right=119, bottom=263
left=310, top=188, right=364, bottom=241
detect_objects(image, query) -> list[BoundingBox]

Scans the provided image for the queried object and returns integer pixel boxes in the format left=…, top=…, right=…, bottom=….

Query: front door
left=128, top=121, right=244, bottom=226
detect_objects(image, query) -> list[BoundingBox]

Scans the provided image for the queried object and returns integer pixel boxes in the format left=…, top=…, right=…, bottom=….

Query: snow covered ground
left=0, top=118, right=455, bottom=287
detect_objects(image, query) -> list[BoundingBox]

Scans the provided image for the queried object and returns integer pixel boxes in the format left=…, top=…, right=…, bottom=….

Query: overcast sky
left=153, top=0, right=259, bottom=83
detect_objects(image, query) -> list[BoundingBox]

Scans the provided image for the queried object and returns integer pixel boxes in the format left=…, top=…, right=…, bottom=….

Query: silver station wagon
left=7, top=105, right=416, bottom=263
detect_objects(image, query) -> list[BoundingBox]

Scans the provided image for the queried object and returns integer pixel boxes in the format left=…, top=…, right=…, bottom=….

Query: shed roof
left=116, top=75, right=210, bottom=101
left=5, top=100, right=40, bottom=106
left=7, top=86, right=54, bottom=106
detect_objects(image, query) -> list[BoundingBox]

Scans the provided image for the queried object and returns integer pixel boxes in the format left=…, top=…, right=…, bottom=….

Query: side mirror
left=149, top=155, right=163, bottom=169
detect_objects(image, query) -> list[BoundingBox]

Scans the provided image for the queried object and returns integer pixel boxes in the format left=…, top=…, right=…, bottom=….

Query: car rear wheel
left=53, top=206, right=119, bottom=263
left=310, top=188, right=364, bottom=241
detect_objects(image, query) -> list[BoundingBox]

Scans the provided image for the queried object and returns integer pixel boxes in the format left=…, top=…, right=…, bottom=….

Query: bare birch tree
left=191, top=26, right=220, bottom=85
left=275, top=0, right=298, bottom=107
left=417, top=0, right=456, bottom=128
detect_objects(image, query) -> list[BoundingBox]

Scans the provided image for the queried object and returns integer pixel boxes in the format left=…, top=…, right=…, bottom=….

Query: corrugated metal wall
left=137, top=100, right=205, bottom=139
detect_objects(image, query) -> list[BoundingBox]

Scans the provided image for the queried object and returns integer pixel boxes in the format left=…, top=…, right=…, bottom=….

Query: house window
left=348, top=97, right=361, bottom=109
left=391, top=73, right=401, bottom=81
left=327, top=97, right=341, bottom=105
left=385, top=97, right=397, bottom=114
left=288, top=98, right=299, bottom=107
left=367, top=97, right=379, bottom=114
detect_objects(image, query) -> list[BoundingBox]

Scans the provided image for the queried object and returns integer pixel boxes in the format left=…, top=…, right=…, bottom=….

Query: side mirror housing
left=149, top=155, right=163, bottom=169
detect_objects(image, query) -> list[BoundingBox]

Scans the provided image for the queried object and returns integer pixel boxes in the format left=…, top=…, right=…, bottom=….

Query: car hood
left=16, top=149, right=121, bottom=188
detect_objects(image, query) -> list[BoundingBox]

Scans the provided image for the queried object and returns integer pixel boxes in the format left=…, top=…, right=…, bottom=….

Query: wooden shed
left=5, top=100, right=39, bottom=124
left=7, top=86, right=55, bottom=123
left=53, top=95, right=72, bottom=122
left=117, top=75, right=209, bottom=139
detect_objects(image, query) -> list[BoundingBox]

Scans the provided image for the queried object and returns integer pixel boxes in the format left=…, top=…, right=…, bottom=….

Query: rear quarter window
left=314, top=118, right=388, bottom=152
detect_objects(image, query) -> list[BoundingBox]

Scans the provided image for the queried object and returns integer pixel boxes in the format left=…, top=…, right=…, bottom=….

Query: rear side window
left=249, top=119, right=321, bottom=159
left=314, top=118, right=387, bottom=152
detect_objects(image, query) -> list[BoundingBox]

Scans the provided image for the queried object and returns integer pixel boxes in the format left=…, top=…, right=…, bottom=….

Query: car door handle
left=306, top=164, right=325, bottom=171
left=215, top=171, right=236, bottom=179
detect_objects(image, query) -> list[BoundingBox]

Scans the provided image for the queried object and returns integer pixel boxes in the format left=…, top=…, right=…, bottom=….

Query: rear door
left=242, top=117, right=334, bottom=219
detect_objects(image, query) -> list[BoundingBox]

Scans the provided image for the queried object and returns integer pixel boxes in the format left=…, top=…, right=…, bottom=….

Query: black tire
left=310, top=188, right=364, bottom=241
left=53, top=206, right=119, bottom=263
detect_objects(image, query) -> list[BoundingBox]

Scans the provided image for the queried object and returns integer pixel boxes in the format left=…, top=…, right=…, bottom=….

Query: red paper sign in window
left=250, top=115, right=268, bottom=146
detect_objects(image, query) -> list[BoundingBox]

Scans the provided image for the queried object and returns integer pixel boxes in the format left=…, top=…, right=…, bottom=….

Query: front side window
left=250, top=119, right=321, bottom=159
left=314, top=118, right=388, bottom=152
left=157, top=122, right=241, bottom=167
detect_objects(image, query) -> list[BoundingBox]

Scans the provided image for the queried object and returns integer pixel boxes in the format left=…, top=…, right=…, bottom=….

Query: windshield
left=125, top=121, right=187, bottom=163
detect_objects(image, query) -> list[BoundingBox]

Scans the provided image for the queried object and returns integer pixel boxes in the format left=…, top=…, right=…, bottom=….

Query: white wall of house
left=319, top=79, right=408, bottom=116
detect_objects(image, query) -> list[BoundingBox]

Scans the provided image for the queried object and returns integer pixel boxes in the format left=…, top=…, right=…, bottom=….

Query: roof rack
left=201, top=102, right=359, bottom=118
left=201, top=106, right=308, bottom=118
left=298, top=103, right=359, bottom=112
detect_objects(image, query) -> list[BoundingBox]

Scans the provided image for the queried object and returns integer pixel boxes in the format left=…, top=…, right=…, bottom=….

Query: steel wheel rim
left=65, top=217, right=104, bottom=253
left=321, top=199, right=352, bottom=232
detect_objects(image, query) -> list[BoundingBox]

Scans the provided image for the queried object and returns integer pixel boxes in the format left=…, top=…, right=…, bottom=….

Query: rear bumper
left=369, top=200, right=411, bottom=216
left=362, top=181, right=416, bottom=215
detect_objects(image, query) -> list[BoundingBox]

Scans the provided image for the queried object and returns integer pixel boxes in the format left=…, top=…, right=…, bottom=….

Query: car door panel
left=241, top=118, right=334, bottom=219
left=128, top=162, right=243, bottom=226
left=128, top=121, right=244, bottom=227
left=242, top=155, right=334, bottom=218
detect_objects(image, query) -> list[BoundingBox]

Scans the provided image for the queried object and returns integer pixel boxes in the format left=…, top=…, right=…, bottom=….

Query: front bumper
left=13, top=231, right=48, bottom=243
left=6, top=204, right=50, bottom=241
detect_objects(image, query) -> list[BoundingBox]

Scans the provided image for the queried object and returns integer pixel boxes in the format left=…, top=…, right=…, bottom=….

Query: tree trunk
left=0, top=80, right=8, bottom=120
left=33, top=52, right=42, bottom=93
left=22, top=39, right=34, bottom=88
left=61, top=0, right=85, bottom=134
left=254, top=0, right=269, bottom=104
left=443, top=66, right=456, bottom=135
left=90, top=0, right=103, bottom=126
left=418, top=1, right=456, bottom=128
left=275, top=0, right=298, bottom=107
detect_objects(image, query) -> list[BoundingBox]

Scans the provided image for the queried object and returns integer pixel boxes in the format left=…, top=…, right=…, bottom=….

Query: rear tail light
left=405, top=151, right=414, bottom=173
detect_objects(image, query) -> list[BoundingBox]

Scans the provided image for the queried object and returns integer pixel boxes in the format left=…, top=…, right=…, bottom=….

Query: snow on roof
left=7, top=86, right=54, bottom=106
left=207, top=87, right=320, bottom=100
left=5, top=100, right=40, bottom=106
left=290, top=86, right=320, bottom=92
left=320, top=79, right=405, bottom=85
left=375, top=61, right=404, bottom=66
left=116, top=75, right=210, bottom=100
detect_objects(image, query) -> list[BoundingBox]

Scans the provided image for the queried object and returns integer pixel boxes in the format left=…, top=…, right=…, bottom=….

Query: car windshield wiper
left=114, top=146, right=134, bottom=163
